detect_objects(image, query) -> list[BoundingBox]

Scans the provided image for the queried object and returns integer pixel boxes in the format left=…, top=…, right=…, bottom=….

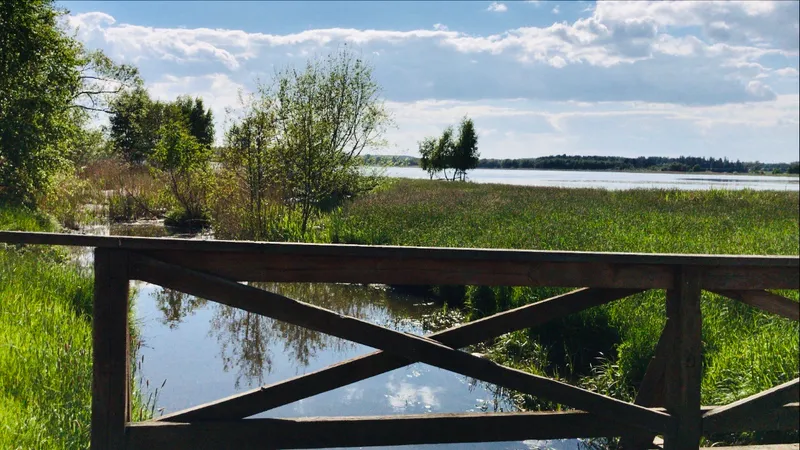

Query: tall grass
left=0, top=205, right=150, bottom=449
left=329, top=180, right=800, bottom=431
left=84, top=158, right=173, bottom=222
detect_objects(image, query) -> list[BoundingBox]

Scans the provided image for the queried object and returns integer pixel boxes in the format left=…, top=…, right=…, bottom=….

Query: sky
left=60, top=1, right=800, bottom=162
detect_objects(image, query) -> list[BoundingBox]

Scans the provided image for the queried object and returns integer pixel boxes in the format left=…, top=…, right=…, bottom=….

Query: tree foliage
left=418, top=137, right=438, bottom=180
left=218, top=93, right=281, bottom=238
left=109, top=90, right=214, bottom=164
left=452, top=117, right=479, bottom=181
left=223, top=47, right=392, bottom=235
left=108, top=87, right=162, bottom=164
left=417, top=116, right=479, bottom=181
left=151, top=119, right=213, bottom=224
left=0, top=0, right=137, bottom=205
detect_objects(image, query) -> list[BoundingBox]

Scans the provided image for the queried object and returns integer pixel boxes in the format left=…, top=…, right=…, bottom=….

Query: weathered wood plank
left=703, top=402, right=799, bottom=434
left=712, top=290, right=799, bottom=322
left=139, top=250, right=675, bottom=288
left=703, top=379, right=799, bottom=433
left=620, top=322, right=672, bottom=449
left=131, top=254, right=671, bottom=432
left=131, top=411, right=636, bottom=449
left=700, top=266, right=799, bottom=290
left=0, top=230, right=796, bottom=267
left=157, top=287, right=642, bottom=422
left=700, top=446, right=799, bottom=450
left=91, top=249, right=130, bottom=450
left=663, top=266, right=703, bottom=450
left=135, top=249, right=799, bottom=289
left=126, top=405, right=800, bottom=450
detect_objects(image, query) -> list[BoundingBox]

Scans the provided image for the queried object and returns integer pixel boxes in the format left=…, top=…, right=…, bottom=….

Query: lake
left=79, top=223, right=588, bottom=450
left=371, top=167, right=800, bottom=191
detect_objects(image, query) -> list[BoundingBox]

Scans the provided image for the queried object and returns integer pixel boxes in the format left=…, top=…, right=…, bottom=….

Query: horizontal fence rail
left=0, top=231, right=797, bottom=450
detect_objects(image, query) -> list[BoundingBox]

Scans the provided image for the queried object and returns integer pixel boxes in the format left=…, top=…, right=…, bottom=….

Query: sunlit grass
left=0, top=206, right=150, bottom=449
left=330, top=180, right=799, bottom=420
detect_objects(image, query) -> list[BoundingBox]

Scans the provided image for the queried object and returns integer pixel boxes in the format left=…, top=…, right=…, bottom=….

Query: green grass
left=329, top=180, right=800, bottom=430
left=330, top=180, right=798, bottom=254
left=0, top=205, right=149, bottom=449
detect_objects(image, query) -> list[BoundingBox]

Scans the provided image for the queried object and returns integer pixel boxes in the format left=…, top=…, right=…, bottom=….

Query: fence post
left=663, top=265, right=702, bottom=449
left=91, top=249, right=130, bottom=450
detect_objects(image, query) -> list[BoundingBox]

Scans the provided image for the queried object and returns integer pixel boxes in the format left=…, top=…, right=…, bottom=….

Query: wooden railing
left=0, top=231, right=798, bottom=450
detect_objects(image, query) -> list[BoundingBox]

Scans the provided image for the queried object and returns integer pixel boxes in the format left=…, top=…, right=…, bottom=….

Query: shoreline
left=369, top=165, right=800, bottom=178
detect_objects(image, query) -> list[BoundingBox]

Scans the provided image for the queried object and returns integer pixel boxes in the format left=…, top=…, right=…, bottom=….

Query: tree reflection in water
left=152, top=282, right=438, bottom=389
left=154, top=288, right=208, bottom=329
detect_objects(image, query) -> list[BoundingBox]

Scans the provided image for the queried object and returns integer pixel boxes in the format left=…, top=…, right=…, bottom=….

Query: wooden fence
left=0, top=231, right=798, bottom=450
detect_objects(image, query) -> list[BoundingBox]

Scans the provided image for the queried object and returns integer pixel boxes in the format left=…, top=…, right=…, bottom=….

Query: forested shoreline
left=361, top=154, right=800, bottom=174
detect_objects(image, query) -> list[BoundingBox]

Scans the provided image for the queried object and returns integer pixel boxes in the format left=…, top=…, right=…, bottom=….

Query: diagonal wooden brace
left=155, top=284, right=642, bottom=422
left=130, top=253, right=670, bottom=433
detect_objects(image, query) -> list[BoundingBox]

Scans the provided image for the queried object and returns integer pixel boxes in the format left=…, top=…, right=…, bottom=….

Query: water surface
left=373, top=167, right=799, bottom=191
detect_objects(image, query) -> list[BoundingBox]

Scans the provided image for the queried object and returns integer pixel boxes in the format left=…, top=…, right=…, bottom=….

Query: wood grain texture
left=135, top=249, right=798, bottom=289
left=157, top=287, right=642, bottom=422
left=140, top=250, right=676, bottom=288
left=703, top=379, right=799, bottom=433
left=713, top=290, right=799, bottom=321
left=126, top=404, right=800, bottom=450
left=663, top=266, right=703, bottom=450
left=0, top=230, right=796, bottom=267
left=132, top=411, right=637, bottom=449
left=131, top=253, right=671, bottom=432
left=91, top=249, right=130, bottom=450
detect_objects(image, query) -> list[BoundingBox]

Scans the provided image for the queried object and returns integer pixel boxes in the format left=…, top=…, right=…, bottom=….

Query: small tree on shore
left=270, top=48, right=392, bottom=233
left=452, top=116, right=479, bottom=181
left=418, top=137, right=438, bottom=179
left=220, top=47, right=392, bottom=237
left=436, top=126, right=457, bottom=181
left=217, top=93, right=281, bottom=239
left=417, top=117, right=479, bottom=182
left=151, top=119, right=213, bottom=225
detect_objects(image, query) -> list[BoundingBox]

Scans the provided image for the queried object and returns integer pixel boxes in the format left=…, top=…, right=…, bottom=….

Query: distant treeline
left=361, top=154, right=800, bottom=174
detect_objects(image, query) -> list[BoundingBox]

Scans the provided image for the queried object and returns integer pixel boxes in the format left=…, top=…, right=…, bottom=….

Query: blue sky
left=61, top=1, right=800, bottom=162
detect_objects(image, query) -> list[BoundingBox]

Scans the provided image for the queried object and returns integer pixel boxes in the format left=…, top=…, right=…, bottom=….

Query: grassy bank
left=329, top=180, right=799, bottom=441
left=0, top=207, right=149, bottom=449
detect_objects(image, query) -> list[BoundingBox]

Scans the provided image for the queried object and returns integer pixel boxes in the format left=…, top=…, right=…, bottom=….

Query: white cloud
left=380, top=96, right=799, bottom=161
left=552, top=5, right=560, bottom=15
left=64, top=2, right=799, bottom=160
left=385, top=380, right=442, bottom=411
left=593, top=0, right=799, bottom=50
left=487, top=2, right=508, bottom=13
left=64, top=7, right=796, bottom=106
left=774, top=67, right=800, bottom=77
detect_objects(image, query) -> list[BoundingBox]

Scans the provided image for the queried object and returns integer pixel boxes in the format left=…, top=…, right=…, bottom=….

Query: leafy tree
left=452, top=116, right=479, bottom=181
left=436, top=126, right=456, bottom=181
left=218, top=93, right=281, bottom=239
left=174, top=96, right=215, bottom=148
left=110, top=91, right=215, bottom=164
left=418, top=117, right=479, bottom=182
left=789, top=162, right=800, bottom=175
left=151, top=119, right=213, bottom=225
left=0, top=0, right=137, bottom=205
left=264, top=47, right=392, bottom=233
left=418, top=137, right=439, bottom=179
left=108, top=87, right=162, bottom=164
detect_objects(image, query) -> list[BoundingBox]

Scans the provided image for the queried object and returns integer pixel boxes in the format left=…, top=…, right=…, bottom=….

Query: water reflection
left=150, top=282, right=439, bottom=388
left=154, top=288, right=207, bottom=329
